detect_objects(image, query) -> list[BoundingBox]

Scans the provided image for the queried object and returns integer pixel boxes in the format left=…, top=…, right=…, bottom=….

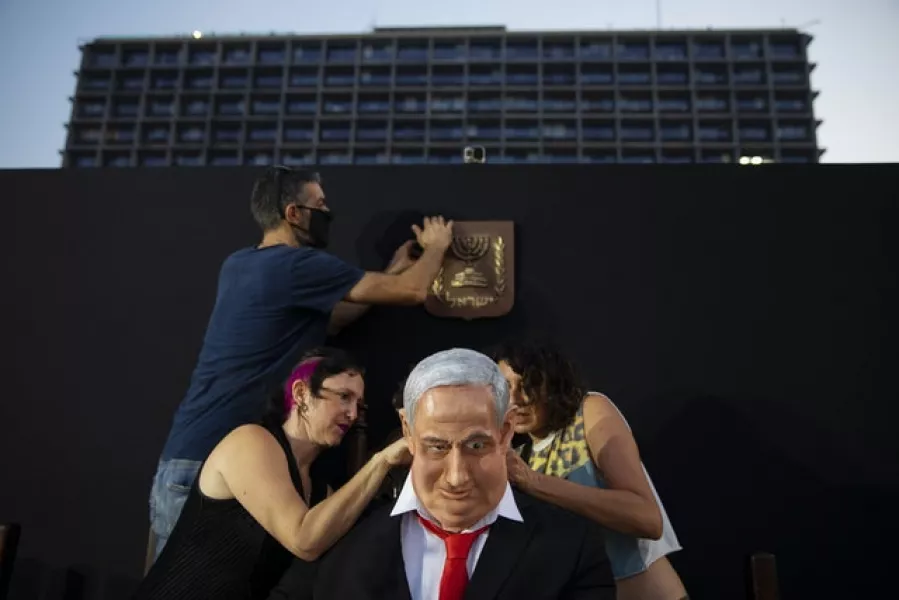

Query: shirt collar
left=390, top=473, right=523, bottom=529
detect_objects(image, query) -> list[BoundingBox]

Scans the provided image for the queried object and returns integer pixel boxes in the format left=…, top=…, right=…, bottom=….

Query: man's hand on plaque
left=412, top=216, right=454, bottom=252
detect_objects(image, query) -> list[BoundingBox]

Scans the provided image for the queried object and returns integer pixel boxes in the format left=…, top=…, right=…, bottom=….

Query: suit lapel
left=355, top=508, right=413, bottom=600
left=465, top=495, right=536, bottom=600
left=392, top=531, right=413, bottom=600
left=369, top=508, right=412, bottom=600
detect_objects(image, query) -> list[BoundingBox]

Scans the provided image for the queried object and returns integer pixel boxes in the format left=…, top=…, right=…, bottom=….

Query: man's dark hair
left=487, top=340, right=587, bottom=434
left=250, top=166, right=322, bottom=231
left=264, top=346, right=365, bottom=424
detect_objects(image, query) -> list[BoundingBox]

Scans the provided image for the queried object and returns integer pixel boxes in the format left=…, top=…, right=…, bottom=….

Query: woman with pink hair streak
left=135, top=347, right=410, bottom=600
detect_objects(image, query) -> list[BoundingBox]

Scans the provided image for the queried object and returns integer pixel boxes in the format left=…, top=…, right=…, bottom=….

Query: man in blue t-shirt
left=148, top=166, right=453, bottom=561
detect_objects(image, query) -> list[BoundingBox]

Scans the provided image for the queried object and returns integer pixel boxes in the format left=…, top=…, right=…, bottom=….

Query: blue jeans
left=148, top=458, right=202, bottom=562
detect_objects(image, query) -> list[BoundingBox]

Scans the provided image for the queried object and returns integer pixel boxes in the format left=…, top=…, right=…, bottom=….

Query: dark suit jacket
left=269, top=490, right=615, bottom=600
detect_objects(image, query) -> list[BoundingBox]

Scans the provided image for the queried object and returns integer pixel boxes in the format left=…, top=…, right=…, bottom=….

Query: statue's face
left=404, top=384, right=513, bottom=532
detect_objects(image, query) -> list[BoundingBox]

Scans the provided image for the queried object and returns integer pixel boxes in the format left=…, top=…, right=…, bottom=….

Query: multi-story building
left=62, top=25, right=822, bottom=167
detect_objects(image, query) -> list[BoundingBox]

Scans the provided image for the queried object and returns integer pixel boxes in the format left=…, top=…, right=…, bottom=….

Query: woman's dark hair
left=487, top=340, right=586, bottom=433
left=264, top=347, right=365, bottom=424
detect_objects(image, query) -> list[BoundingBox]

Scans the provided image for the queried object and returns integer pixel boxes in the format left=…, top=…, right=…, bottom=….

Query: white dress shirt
left=390, top=475, right=523, bottom=600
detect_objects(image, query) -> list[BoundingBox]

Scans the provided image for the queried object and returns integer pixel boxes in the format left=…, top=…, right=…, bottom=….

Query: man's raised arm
left=344, top=216, right=453, bottom=306
left=327, top=239, right=423, bottom=335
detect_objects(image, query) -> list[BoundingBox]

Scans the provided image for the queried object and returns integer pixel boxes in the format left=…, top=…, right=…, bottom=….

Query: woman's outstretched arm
left=207, top=425, right=408, bottom=560
left=508, top=393, right=663, bottom=539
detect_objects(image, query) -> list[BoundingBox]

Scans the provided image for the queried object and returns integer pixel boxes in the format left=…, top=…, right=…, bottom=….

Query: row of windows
left=70, top=119, right=815, bottom=146
left=67, top=145, right=816, bottom=169
left=73, top=92, right=811, bottom=121
left=84, top=36, right=804, bottom=69
left=79, top=62, right=808, bottom=92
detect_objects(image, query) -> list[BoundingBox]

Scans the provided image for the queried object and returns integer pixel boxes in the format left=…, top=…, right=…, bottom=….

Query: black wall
left=1, top=165, right=897, bottom=599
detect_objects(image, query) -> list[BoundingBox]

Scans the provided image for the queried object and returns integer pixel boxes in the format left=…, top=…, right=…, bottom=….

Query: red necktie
left=417, top=514, right=490, bottom=600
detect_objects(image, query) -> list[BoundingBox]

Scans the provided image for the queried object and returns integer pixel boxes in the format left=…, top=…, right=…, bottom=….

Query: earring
left=298, top=403, right=308, bottom=414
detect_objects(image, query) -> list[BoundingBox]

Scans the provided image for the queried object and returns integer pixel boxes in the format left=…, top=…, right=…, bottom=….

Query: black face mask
left=293, top=206, right=333, bottom=249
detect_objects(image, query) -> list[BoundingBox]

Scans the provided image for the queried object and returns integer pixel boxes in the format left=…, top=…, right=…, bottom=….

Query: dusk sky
left=1, top=0, right=896, bottom=168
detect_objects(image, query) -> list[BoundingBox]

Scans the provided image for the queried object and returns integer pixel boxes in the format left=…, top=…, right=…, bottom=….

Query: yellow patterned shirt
left=523, top=397, right=683, bottom=580
left=527, top=404, right=593, bottom=479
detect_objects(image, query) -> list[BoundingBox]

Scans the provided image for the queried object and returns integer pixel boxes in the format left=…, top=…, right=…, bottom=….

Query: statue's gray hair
left=403, top=348, right=509, bottom=429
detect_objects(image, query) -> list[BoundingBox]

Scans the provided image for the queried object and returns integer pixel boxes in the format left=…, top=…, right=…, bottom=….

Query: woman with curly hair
left=489, top=341, right=687, bottom=600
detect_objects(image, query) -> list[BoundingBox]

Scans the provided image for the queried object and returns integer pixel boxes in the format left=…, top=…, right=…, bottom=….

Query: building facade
left=63, top=26, right=822, bottom=167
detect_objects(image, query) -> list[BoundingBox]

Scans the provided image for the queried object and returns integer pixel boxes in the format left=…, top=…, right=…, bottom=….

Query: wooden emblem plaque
left=424, top=221, right=515, bottom=320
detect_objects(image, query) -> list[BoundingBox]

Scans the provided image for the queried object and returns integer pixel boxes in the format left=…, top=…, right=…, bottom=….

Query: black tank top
left=134, top=420, right=327, bottom=599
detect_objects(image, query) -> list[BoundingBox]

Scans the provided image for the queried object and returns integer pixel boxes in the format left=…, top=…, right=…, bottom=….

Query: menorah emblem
left=449, top=235, right=490, bottom=288
left=425, top=220, right=515, bottom=320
